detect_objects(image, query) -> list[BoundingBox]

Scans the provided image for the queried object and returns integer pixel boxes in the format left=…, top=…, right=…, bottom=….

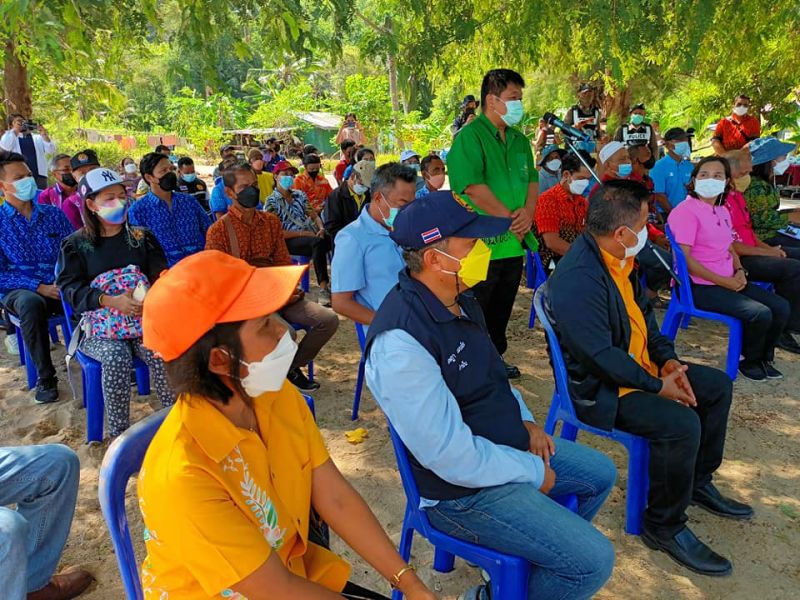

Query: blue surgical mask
left=499, top=99, right=524, bottom=127
left=617, top=164, right=633, bottom=178
left=673, top=141, right=691, bottom=158
left=12, top=176, right=37, bottom=202
left=182, top=173, right=197, bottom=183
left=376, top=195, right=400, bottom=229
left=630, top=114, right=645, bottom=126
left=279, top=175, right=295, bottom=189
left=352, top=182, right=369, bottom=195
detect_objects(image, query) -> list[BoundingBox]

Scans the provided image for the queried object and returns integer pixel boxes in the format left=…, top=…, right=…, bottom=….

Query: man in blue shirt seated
left=331, top=163, right=417, bottom=326
left=128, top=152, right=211, bottom=267
left=365, top=192, right=616, bottom=600
left=0, top=151, right=72, bottom=403
left=649, top=127, right=694, bottom=214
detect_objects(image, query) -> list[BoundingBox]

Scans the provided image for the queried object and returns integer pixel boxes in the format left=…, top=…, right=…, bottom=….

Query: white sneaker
left=4, top=334, right=19, bottom=356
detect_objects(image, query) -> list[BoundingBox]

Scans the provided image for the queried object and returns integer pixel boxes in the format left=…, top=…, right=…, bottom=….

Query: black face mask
left=306, top=169, right=320, bottom=179
left=158, top=171, right=178, bottom=192
left=61, top=173, right=78, bottom=188
left=237, top=185, right=261, bottom=208
left=643, top=156, right=656, bottom=170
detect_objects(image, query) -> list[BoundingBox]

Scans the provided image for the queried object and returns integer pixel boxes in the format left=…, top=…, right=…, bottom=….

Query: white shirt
left=0, top=130, right=56, bottom=177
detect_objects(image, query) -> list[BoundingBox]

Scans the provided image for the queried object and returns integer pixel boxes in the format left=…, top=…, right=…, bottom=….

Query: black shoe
left=641, top=525, right=732, bottom=576
left=762, top=361, right=783, bottom=380
left=287, top=367, right=320, bottom=392
left=691, top=482, right=754, bottom=520
left=503, top=361, right=521, bottom=379
left=738, top=360, right=766, bottom=381
left=34, top=377, right=59, bottom=404
left=776, top=331, right=800, bottom=354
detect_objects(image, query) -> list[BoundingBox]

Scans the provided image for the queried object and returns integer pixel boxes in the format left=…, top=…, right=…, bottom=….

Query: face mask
left=427, top=173, right=446, bottom=190
left=545, top=159, right=562, bottom=172
left=124, top=163, right=137, bottom=175
left=158, top=171, right=178, bottom=192
left=733, top=105, right=749, bottom=117
left=619, top=226, right=648, bottom=260
left=694, top=178, right=726, bottom=199
left=237, top=185, right=261, bottom=209
left=568, top=178, right=590, bottom=195
left=96, top=198, right=128, bottom=225
left=774, top=158, right=791, bottom=176
left=306, top=169, right=320, bottom=179
left=409, top=164, right=421, bottom=173
left=617, top=163, right=633, bottom=178
left=673, top=141, right=691, bottom=158
left=630, top=114, right=645, bottom=126
left=642, top=156, right=656, bottom=170
left=279, top=175, right=295, bottom=189
left=238, top=330, right=298, bottom=397
left=60, top=173, right=78, bottom=188
left=733, top=174, right=751, bottom=192
left=181, top=173, right=197, bottom=183
left=352, top=182, right=369, bottom=195
left=12, top=176, right=37, bottom=202
left=497, top=98, right=524, bottom=127
left=436, top=239, right=492, bottom=288
left=376, top=195, right=400, bottom=229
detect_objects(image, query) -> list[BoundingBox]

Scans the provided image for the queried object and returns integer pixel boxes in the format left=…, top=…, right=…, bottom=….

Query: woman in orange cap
left=137, top=250, right=440, bottom=600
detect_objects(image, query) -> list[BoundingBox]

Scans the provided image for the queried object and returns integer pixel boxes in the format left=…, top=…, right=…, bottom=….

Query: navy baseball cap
left=70, top=149, right=100, bottom=171
left=390, top=191, right=511, bottom=250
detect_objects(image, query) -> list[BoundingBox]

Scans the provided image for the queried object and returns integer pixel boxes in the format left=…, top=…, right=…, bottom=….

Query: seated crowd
left=0, top=68, right=797, bottom=600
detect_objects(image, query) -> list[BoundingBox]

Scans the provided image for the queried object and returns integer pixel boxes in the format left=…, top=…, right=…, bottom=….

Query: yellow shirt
left=600, top=248, right=658, bottom=396
left=348, top=184, right=366, bottom=210
left=137, top=383, right=350, bottom=599
left=256, top=172, right=274, bottom=203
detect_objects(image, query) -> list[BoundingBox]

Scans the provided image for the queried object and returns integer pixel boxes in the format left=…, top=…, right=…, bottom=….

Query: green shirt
left=447, top=113, right=538, bottom=259
left=743, top=177, right=787, bottom=240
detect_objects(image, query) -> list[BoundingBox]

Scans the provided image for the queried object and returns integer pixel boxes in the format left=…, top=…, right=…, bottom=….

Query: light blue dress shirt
left=366, top=328, right=544, bottom=507
left=649, top=153, right=694, bottom=208
left=538, top=168, right=561, bottom=194
left=331, top=206, right=405, bottom=313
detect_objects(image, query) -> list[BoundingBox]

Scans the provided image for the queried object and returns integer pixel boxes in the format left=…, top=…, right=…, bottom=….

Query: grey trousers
left=279, top=298, right=339, bottom=369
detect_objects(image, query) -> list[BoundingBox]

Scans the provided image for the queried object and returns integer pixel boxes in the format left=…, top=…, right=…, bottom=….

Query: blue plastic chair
left=525, top=250, right=548, bottom=329
left=99, top=394, right=316, bottom=600
left=534, top=284, right=650, bottom=535
left=660, top=226, right=743, bottom=380
left=351, top=322, right=367, bottom=420
left=387, top=420, right=578, bottom=600
left=291, top=255, right=311, bottom=292
left=9, top=313, right=70, bottom=389
left=59, top=294, right=151, bottom=443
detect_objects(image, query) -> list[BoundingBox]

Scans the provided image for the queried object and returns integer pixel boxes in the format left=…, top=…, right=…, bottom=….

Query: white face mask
left=620, top=226, right=648, bottom=260
left=237, top=330, right=298, bottom=397
left=694, top=178, right=726, bottom=199
left=124, top=163, right=137, bottom=174
left=545, top=159, right=562, bottom=172
left=773, top=158, right=791, bottom=176
left=568, top=178, right=590, bottom=195
left=733, top=105, right=749, bottom=117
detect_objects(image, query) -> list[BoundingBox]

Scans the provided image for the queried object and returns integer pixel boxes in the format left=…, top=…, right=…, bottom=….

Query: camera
left=22, top=120, right=38, bottom=133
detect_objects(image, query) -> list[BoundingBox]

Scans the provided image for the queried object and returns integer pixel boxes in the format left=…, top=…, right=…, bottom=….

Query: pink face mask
left=428, top=173, right=446, bottom=190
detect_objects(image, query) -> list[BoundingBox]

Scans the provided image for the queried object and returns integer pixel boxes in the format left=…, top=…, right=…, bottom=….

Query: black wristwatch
left=735, top=267, right=748, bottom=276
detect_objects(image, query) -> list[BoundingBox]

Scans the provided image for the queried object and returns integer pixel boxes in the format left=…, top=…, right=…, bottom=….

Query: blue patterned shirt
left=128, top=191, right=211, bottom=266
left=0, top=202, right=73, bottom=296
left=265, top=190, right=314, bottom=232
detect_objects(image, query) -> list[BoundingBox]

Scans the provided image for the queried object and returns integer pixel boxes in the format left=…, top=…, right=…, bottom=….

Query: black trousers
left=765, top=233, right=800, bottom=249
left=615, top=363, right=732, bottom=539
left=342, top=582, right=391, bottom=599
left=2, top=289, right=63, bottom=382
left=286, top=235, right=331, bottom=286
left=471, top=256, right=523, bottom=356
left=741, top=249, right=800, bottom=332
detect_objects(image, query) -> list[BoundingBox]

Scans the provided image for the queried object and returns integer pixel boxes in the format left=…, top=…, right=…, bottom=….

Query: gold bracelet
left=390, top=564, right=416, bottom=589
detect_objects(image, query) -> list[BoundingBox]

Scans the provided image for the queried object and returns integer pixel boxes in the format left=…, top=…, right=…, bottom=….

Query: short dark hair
left=177, top=156, right=194, bottom=169
left=480, top=69, right=525, bottom=107
left=561, top=152, right=594, bottom=174
left=421, top=154, right=443, bottom=172
left=0, top=150, right=26, bottom=179
left=586, top=180, right=650, bottom=236
left=302, top=153, right=321, bottom=166
left=355, top=147, right=375, bottom=162
left=165, top=321, right=248, bottom=405
left=155, top=144, right=170, bottom=154
left=627, top=144, right=651, bottom=161
left=139, top=152, right=169, bottom=177
left=735, top=94, right=751, bottom=103
left=340, top=139, right=356, bottom=152
left=751, top=160, right=773, bottom=181
left=687, top=156, right=732, bottom=203
left=371, top=162, right=417, bottom=196
left=222, top=162, right=254, bottom=190
left=6, top=113, right=23, bottom=127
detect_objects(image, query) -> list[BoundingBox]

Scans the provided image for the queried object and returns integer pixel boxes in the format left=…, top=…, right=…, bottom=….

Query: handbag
left=82, top=265, right=149, bottom=340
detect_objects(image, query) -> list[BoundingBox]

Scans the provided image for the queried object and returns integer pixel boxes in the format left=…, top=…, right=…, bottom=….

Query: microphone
left=542, top=112, right=591, bottom=142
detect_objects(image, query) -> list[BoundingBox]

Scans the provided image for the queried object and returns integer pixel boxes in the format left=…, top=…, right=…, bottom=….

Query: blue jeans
left=0, top=445, right=80, bottom=599
left=425, top=438, right=616, bottom=600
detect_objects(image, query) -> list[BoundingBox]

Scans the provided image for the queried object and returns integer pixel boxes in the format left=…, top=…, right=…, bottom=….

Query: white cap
left=599, top=141, right=626, bottom=165
left=77, top=167, right=124, bottom=201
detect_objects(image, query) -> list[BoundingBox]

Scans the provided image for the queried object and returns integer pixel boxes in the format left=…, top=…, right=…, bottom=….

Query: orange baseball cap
left=143, top=250, right=307, bottom=361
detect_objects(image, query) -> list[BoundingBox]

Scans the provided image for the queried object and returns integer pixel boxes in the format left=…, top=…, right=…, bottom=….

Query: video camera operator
left=0, top=113, right=56, bottom=189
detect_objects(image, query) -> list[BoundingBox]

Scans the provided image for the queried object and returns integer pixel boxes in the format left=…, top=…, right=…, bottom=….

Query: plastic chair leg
left=85, top=367, right=105, bottom=443
left=392, top=515, right=415, bottom=600
left=724, top=323, right=742, bottom=381
left=48, top=323, right=59, bottom=344
left=307, top=360, right=314, bottom=382
left=528, top=296, right=536, bottom=329
left=351, top=358, right=365, bottom=421
left=135, top=367, right=151, bottom=396
left=491, top=562, right=530, bottom=600
left=23, top=345, right=37, bottom=389
left=560, top=421, right=579, bottom=442
left=660, top=307, right=682, bottom=340
left=624, top=438, right=649, bottom=535
left=432, top=548, right=456, bottom=573
left=680, top=314, right=692, bottom=329
left=15, top=328, right=25, bottom=367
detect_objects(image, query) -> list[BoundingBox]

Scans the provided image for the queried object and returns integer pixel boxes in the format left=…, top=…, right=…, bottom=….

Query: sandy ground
left=1, top=281, right=799, bottom=599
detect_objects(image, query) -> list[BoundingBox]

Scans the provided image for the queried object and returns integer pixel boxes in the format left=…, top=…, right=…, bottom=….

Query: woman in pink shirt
left=667, top=156, right=790, bottom=382
left=37, top=153, right=82, bottom=230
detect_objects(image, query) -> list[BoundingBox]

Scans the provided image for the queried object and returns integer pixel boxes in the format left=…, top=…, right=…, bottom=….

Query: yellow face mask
left=435, top=239, right=492, bottom=288
left=733, top=174, right=751, bottom=193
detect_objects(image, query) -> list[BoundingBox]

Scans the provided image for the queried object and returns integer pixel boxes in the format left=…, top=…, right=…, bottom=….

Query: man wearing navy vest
left=365, top=191, right=616, bottom=600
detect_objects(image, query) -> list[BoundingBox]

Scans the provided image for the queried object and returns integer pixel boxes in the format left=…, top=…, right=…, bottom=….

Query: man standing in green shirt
left=447, top=68, right=539, bottom=378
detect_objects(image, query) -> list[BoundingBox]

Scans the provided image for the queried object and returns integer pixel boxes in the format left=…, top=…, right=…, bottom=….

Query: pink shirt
left=37, top=184, right=83, bottom=230
left=724, top=190, right=758, bottom=247
left=668, top=195, right=734, bottom=285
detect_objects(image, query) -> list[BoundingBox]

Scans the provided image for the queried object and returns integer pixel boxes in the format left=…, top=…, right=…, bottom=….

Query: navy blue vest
left=366, top=270, right=530, bottom=501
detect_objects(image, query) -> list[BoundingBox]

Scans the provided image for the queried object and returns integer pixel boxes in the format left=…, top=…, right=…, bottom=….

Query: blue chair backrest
left=526, top=249, right=547, bottom=290
left=386, top=421, right=432, bottom=535
left=663, top=225, right=695, bottom=309
left=533, top=284, right=580, bottom=423
left=355, top=322, right=366, bottom=352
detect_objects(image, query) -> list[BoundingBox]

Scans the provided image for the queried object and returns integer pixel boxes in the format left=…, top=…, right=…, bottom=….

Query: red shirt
left=713, top=115, right=761, bottom=151
left=534, top=183, right=588, bottom=266
left=334, top=159, right=349, bottom=184
left=724, top=190, right=758, bottom=247
left=292, top=172, right=333, bottom=212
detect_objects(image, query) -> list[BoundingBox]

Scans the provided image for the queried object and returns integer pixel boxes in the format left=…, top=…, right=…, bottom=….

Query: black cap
left=663, top=127, right=688, bottom=141
left=578, top=84, right=592, bottom=94
left=462, top=94, right=479, bottom=107
left=630, top=103, right=646, bottom=112
left=70, top=149, right=100, bottom=171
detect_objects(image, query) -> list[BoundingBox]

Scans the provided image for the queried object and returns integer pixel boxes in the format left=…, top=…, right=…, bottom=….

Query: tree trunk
left=387, top=52, right=402, bottom=148
left=3, top=38, right=32, bottom=120
left=601, top=84, right=632, bottom=129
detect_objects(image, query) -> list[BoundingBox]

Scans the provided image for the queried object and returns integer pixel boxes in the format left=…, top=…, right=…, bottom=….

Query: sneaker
left=776, top=332, right=800, bottom=354
left=4, top=334, right=19, bottom=356
left=738, top=360, right=766, bottom=382
left=318, top=288, right=332, bottom=307
left=503, top=360, right=521, bottom=379
left=457, top=584, right=489, bottom=600
left=287, top=367, right=320, bottom=392
left=34, top=377, right=59, bottom=404
left=762, top=361, right=783, bottom=380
